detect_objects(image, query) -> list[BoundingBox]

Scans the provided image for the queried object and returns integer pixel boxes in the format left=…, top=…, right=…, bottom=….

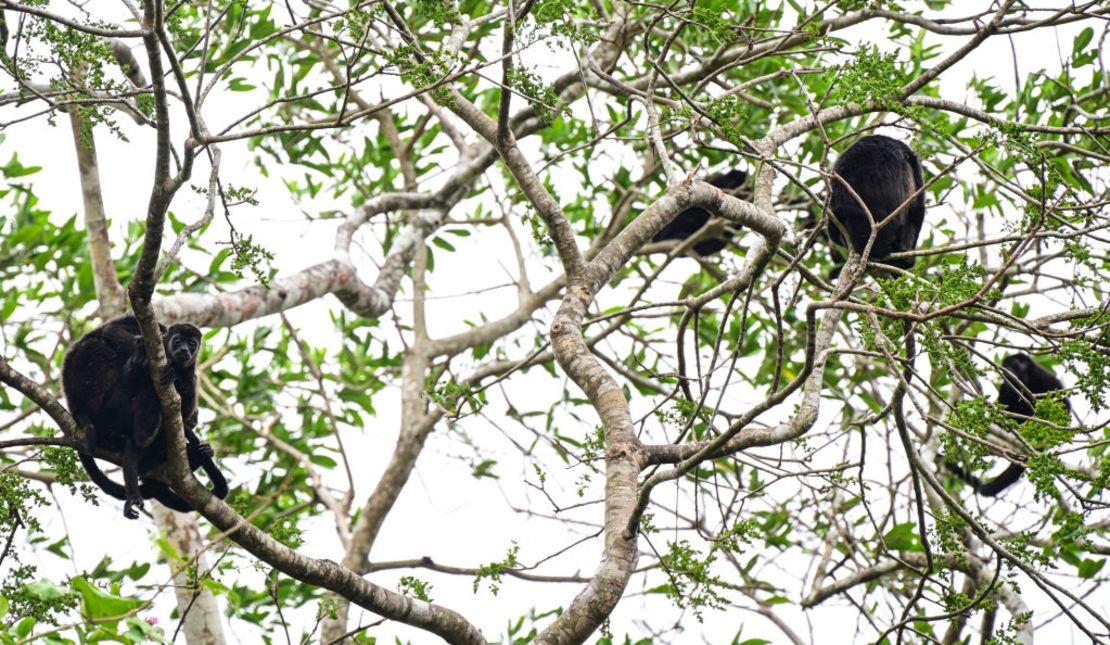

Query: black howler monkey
left=828, top=134, right=925, bottom=271
left=948, top=353, right=1069, bottom=496
left=63, top=315, right=228, bottom=519
left=652, top=169, right=748, bottom=256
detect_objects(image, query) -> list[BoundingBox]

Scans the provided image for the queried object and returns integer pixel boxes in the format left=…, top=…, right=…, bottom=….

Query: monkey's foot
left=123, top=497, right=144, bottom=520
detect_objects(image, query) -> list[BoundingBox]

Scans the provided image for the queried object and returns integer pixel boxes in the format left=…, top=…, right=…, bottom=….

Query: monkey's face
left=165, top=325, right=201, bottom=369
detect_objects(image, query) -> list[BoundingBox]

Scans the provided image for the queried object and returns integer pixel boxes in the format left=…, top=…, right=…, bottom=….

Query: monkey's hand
left=185, top=442, right=214, bottom=470
left=123, top=496, right=143, bottom=520
left=159, top=366, right=176, bottom=386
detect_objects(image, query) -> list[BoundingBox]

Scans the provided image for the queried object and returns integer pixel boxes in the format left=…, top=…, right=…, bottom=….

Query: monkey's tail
left=79, top=452, right=129, bottom=501
left=946, top=460, right=1024, bottom=497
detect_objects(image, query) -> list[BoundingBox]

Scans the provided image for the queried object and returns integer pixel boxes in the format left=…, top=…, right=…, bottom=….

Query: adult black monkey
left=63, top=315, right=228, bottom=518
left=652, top=169, right=748, bottom=256
left=827, top=134, right=926, bottom=271
left=948, top=353, right=1069, bottom=496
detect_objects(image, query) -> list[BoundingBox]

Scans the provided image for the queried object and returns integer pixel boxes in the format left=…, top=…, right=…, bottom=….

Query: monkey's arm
left=176, top=373, right=199, bottom=432
left=138, top=444, right=228, bottom=512
left=183, top=407, right=199, bottom=432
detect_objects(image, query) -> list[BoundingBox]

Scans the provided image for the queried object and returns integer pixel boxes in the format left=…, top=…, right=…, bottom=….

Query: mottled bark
left=68, top=105, right=126, bottom=317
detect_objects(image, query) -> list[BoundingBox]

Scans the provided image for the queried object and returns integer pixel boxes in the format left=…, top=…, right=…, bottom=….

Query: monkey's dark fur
left=948, top=353, right=1069, bottom=496
left=828, top=134, right=925, bottom=271
left=652, top=169, right=748, bottom=256
left=63, top=315, right=228, bottom=518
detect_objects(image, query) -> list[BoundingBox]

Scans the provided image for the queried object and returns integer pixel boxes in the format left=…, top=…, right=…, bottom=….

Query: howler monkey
left=948, top=353, right=1069, bottom=496
left=652, top=169, right=748, bottom=256
left=63, top=315, right=228, bottom=519
left=827, top=134, right=925, bottom=271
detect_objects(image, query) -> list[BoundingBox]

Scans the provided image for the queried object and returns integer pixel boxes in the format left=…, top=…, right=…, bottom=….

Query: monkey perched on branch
left=63, top=315, right=228, bottom=519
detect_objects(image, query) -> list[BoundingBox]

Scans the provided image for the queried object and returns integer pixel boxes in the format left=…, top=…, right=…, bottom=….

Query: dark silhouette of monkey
left=828, top=134, right=925, bottom=271
left=948, top=353, right=1069, bottom=496
left=63, top=315, right=227, bottom=518
left=652, top=169, right=748, bottom=255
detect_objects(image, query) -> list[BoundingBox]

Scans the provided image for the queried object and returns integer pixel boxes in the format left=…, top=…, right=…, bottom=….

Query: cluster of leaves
left=398, top=576, right=433, bottom=602
left=1059, top=339, right=1110, bottom=411
left=652, top=539, right=729, bottom=621
left=427, top=377, right=487, bottom=418
left=472, top=542, right=520, bottom=595
left=506, top=67, right=567, bottom=128
left=829, top=44, right=907, bottom=107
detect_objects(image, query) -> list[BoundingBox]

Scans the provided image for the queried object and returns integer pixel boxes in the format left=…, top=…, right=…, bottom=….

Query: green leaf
left=431, top=237, right=456, bottom=252
left=229, top=78, right=257, bottom=92
left=1076, top=557, right=1105, bottom=579
left=309, top=452, right=339, bottom=468
left=471, top=459, right=499, bottom=479
left=337, top=388, right=377, bottom=415
left=16, top=616, right=35, bottom=638
left=25, top=579, right=71, bottom=602
left=1073, top=27, right=1093, bottom=56
left=2, top=154, right=42, bottom=178
left=124, top=562, right=151, bottom=581
left=72, top=577, right=142, bottom=629
left=883, top=522, right=922, bottom=552
left=0, top=292, right=18, bottom=321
